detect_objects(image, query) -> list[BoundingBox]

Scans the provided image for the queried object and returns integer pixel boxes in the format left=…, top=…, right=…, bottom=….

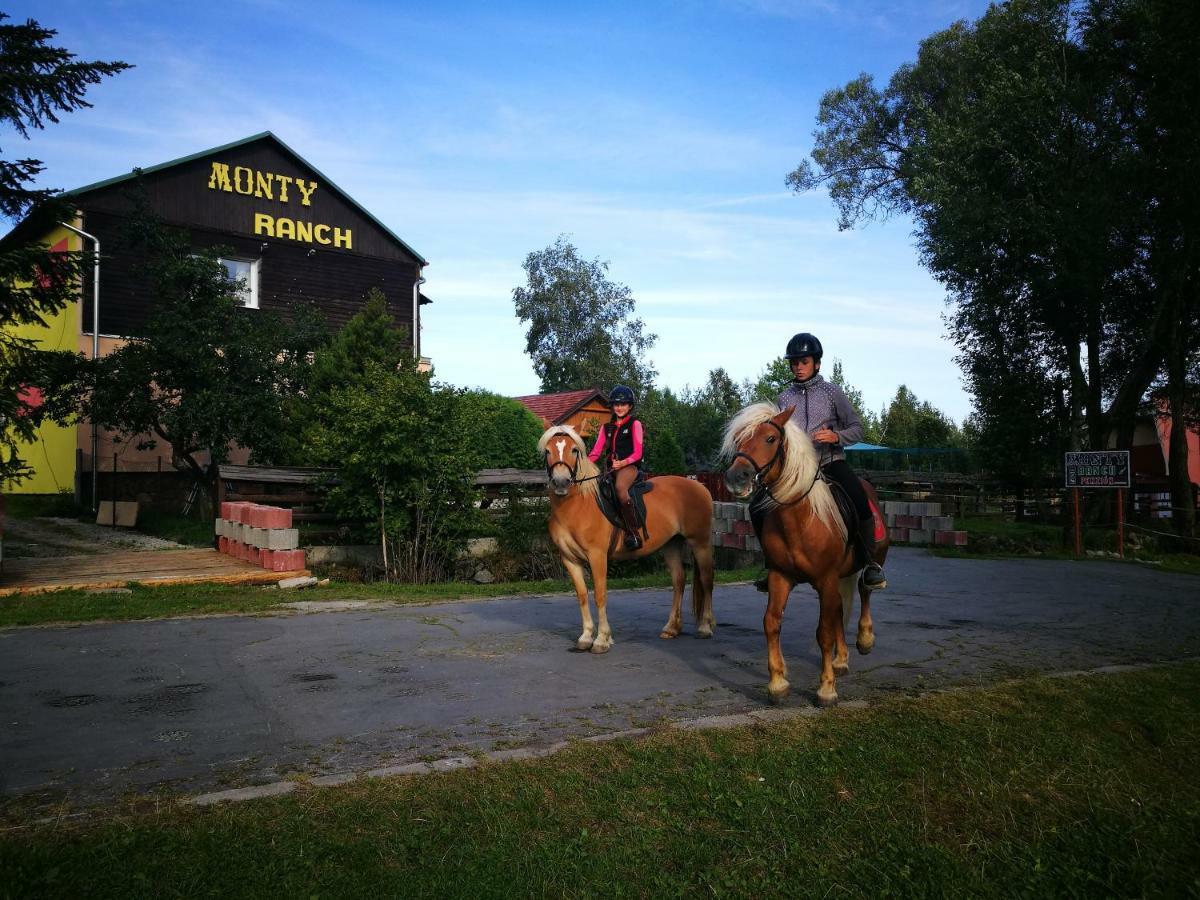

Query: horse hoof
left=816, top=688, right=838, bottom=708
left=833, top=662, right=849, bottom=676
left=856, top=638, right=874, bottom=655
left=659, top=629, right=679, bottom=640
left=695, top=627, right=714, bottom=640
left=576, top=638, right=594, bottom=651
left=590, top=641, right=612, bottom=654
left=767, top=681, right=790, bottom=704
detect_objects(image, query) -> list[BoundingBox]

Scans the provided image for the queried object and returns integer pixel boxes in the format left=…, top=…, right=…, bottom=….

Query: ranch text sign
left=207, top=162, right=353, bottom=250
left=1064, top=451, right=1130, bottom=488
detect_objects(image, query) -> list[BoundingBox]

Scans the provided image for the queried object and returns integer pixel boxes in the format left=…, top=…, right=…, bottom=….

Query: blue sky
left=7, top=0, right=992, bottom=422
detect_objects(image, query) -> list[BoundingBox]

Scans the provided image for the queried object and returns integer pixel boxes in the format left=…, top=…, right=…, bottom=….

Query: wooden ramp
left=0, top=548, right=309, bottom=596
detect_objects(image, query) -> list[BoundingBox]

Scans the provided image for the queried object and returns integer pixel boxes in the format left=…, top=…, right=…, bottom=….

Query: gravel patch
left=2, top=517, right=186, bottom=557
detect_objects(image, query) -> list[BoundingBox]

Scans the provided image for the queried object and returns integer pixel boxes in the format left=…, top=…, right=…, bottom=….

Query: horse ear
left=773, top=405, right=796, bottom=427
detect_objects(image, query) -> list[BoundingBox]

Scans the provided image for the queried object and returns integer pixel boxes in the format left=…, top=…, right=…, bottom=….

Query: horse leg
left=563, top=557, right=594, bottom=651
left=690, top=538, right=716, bottom=638
left=833, top=575, right=856, bottom=676
left=814, top=575, right=843, bottom=707
left=660, top=540, right=685, bottom=639
left=856, top=578, right=875, bottom=655
left=589, top=550, right=614, bottom=654
left=764, top=570, right=794, bottom=703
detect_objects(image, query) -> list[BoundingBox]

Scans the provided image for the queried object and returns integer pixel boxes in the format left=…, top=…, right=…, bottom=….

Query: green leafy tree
left=461, top=390, right=544, bottom=470
left=0, top=14, right=128, bottom=482
left=828, top=358, right=881, bottom=444
left=644, top=426, right=685, bottom=475
left=676, top=368, right=746, bottom=470
left=747, top=356, right=793, bottom=403
left=513, top=235, right=657, bottom=395
left=78, top=225, right=322, bottom=491
left=879, top=385, right=962, bottom=449
left=788, top=0, right=1198, bottom=524
left=279, top=287, right=409, bottom=463
left=307, top=361, right=482, bottom=582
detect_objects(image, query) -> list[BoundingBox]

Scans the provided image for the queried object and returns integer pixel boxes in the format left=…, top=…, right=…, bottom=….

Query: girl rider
left=587, top=385, right=646, bottom=550
left=777, top=333, right=886, bottom=590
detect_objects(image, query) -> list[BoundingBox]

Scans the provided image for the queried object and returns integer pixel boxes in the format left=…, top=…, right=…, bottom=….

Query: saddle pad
left=596, top=472, right=652, bottom=536
left=869, top=498, right=885, bottom=541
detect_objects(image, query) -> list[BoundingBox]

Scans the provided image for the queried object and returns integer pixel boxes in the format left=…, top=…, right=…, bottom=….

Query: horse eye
left=766, top=436, right=776, bottom=444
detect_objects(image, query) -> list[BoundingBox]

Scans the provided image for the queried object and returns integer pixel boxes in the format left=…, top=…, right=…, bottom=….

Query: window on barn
left=219, top=257, right=260, bottom=309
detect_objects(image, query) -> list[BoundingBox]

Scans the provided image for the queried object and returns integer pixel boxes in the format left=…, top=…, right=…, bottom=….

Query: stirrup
left=861, top=563, right=887, bottom=591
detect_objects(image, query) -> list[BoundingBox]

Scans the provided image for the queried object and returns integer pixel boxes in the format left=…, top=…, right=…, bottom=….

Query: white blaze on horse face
left=555, top=438, right=567, bottom=463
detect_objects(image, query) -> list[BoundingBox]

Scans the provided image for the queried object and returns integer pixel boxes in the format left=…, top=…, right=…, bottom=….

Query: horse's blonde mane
left=720, top=402, right=845, bottom=541
left=537, top=425, right=602, bottom=498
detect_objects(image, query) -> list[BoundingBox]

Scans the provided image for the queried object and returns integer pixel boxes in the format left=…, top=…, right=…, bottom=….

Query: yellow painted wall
left=3, top=225, right=81, bottom=494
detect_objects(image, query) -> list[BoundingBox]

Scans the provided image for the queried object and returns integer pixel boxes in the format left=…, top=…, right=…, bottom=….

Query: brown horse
left=721, top=402, right=889, bottom=706
left=538, top=425, right=716, bottom=653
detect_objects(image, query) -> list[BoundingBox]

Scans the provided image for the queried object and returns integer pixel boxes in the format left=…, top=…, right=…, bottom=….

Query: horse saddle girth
left=596, top=471, right=653, bottom=538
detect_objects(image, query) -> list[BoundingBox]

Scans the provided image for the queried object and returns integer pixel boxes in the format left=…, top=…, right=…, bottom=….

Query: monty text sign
left=207, top=161, right=352, bottom=250
left=1064, top=451, right=1130, bottom=488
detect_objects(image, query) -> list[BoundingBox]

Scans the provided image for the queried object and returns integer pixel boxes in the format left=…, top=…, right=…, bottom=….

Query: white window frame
left=218, top=256, right=261, bottom=309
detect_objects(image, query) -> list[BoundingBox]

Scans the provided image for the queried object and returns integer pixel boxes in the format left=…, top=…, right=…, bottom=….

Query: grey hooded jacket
left=776, top=374, right=864, bottom=467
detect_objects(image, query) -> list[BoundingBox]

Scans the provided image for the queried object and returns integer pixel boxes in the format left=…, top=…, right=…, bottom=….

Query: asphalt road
left=2, top=548, right=1197, bottom=805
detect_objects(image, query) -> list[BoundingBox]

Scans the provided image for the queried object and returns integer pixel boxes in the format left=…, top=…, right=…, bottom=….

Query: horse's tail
left=839, top=574, right=857, bottom=633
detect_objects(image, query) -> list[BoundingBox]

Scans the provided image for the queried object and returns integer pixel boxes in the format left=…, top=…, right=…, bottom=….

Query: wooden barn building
left=513, top=389, right=612, bottom=439
left=2, top=133, right=430, bottom=497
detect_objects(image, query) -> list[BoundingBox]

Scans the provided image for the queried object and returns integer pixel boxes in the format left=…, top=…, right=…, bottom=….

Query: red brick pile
left=215, top=502, right=306, bottom=572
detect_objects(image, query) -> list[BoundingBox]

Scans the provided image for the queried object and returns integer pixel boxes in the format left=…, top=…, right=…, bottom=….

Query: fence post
left=1116, top=487, right=1124, bottom=559
left=1073, top=487, right=1082, bottom=557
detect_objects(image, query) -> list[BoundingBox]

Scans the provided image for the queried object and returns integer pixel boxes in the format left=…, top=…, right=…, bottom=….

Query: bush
left=461, top=392, right=545, bottom=470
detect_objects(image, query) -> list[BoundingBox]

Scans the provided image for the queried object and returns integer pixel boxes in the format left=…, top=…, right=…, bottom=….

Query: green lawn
left=2, top=662, right=1197, bottom=898
left=0, top=568, right=762, bottom=629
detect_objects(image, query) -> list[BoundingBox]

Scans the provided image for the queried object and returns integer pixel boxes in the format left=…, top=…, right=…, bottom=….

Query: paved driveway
left=2, top=549, right=1197, bottom=804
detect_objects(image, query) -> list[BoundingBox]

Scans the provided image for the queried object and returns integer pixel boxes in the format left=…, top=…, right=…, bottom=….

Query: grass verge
left=929, top=515, right=1200, bottom=575
left=0, top=567, right=762, bottom=629
left=2, top=662, right=1198, bottom=897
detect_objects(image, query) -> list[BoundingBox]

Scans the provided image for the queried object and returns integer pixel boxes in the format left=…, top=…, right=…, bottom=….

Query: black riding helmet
left=786, top=332, right=823, bottom=361
left=608, top=384, right=636, bottom=409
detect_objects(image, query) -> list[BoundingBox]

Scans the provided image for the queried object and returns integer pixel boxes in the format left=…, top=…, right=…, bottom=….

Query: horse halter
left=730, top=419, right=787, bottom=487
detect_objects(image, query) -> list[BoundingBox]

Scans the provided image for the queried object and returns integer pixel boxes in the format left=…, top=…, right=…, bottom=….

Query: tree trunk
left=1167, top=321, right=1195, bottom=537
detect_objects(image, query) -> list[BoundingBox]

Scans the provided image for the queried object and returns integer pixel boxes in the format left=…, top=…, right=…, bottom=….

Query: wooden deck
left=0, top=548, right=309, bottom=596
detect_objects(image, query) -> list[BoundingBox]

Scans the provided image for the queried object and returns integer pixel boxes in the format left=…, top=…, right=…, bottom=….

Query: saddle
left=596, top=470, right=653, bottom=540
left=826, top=478, right=885, bottom=568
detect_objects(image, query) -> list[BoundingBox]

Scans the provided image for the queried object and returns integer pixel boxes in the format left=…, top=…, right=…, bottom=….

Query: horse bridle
left=544, top=437, right=601, bottom=485
left=729, top=419, right=822, bottom=505
left=730, top=420, right=787, bottom=486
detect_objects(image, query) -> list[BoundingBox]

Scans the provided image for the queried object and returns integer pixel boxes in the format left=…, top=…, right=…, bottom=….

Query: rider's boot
left=858, top=518, right=887, bottom=590
left=619, top=501, right=643, bottom=550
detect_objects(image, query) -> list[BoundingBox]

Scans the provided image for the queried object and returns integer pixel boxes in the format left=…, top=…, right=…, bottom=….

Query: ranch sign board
left=1064, top=451, right=1130, bottom=488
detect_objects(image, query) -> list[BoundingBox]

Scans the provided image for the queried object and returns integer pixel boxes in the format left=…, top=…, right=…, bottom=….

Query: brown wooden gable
left=69, top=133, right=424, bottom=265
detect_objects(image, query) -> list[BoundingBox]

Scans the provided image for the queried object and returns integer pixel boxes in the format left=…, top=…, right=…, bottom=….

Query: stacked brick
left=881, top=500, right=967, bottom=547
left=214, top=502, right=306, bottom=572
left=711, top=502, right=762, bottom=558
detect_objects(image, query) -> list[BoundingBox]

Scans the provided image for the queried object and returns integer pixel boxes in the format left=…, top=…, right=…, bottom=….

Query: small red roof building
left=513, top=388, right=610, bottom=438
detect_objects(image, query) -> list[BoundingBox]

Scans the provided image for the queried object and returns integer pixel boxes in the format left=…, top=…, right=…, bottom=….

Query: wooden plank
left=0, top=546, right=311, bottom=596
left=218, top=464, right=333, bottom=484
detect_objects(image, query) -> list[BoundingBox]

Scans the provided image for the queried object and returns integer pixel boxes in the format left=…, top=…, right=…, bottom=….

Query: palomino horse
left=538, top=425, right=716, bottom=653
left=721, top=403, right=889, bottom=706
